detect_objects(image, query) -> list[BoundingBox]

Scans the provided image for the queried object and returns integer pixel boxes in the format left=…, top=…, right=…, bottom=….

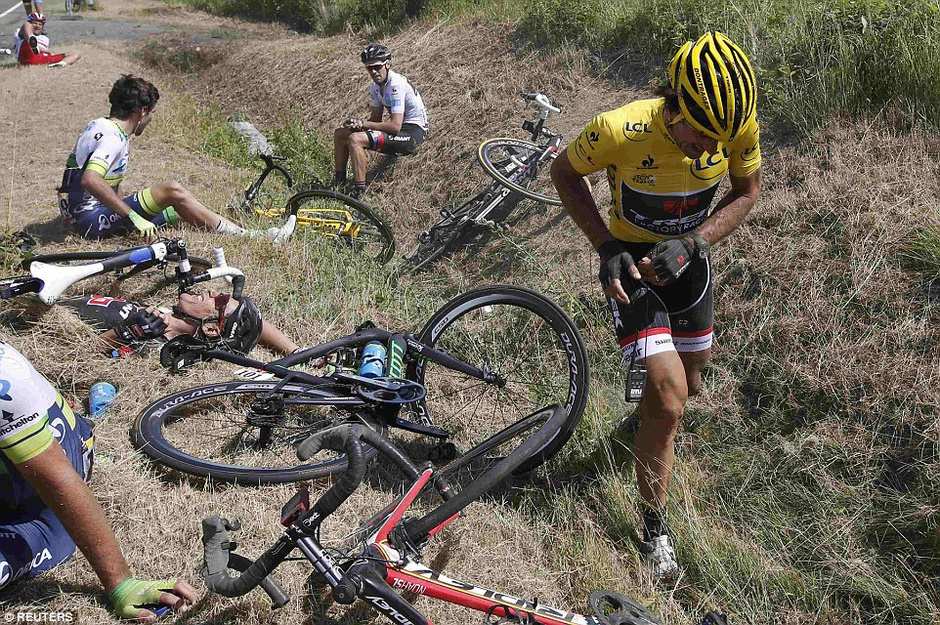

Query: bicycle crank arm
left=390, top=416, right=449, bottom=439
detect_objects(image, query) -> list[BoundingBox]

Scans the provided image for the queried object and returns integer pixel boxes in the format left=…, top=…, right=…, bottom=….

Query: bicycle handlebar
left=202, top=516, right=291, bottom=603
left=521, top=91, right=561, bottom=114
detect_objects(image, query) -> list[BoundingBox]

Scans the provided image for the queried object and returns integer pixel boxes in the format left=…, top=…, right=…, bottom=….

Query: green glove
left=108, top=577, right=177, bottom=619
left=128, top=211, right=157, bottom=236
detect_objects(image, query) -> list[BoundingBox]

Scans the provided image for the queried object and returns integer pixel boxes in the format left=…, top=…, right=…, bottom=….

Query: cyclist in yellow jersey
left=551, top=32, right=762, bottom=578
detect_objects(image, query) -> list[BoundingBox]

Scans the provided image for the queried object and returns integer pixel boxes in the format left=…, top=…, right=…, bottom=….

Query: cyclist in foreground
left=333, top=43, right=429, bottom=199
left=0, top=341, right=196, bottom=620
left=551, top=32, right=762, bottom=578
left=60, top=75, right=282, bottom=241
left=58, top=289, right=298, bottom=358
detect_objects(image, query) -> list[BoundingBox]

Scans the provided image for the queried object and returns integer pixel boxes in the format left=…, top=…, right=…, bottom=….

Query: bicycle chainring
left=356, top=379, right=426, bottom=404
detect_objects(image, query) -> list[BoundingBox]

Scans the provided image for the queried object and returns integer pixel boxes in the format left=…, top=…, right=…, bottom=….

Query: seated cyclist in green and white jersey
left=0, top=341, right=197, bottom=619
left=333, top=43, right=429, bottom=199
left=60, top=75, right=282, bottom=241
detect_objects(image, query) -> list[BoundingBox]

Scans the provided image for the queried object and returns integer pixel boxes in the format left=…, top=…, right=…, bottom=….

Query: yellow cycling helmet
left=668, top=32, right=757, bottom=143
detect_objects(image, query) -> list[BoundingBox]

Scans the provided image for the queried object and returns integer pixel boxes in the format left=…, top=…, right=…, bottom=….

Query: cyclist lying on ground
left=333, top=43, right=429, bottom=199
left=60, top=75, right=281, bottom=240
left=58, top=289, right=298, bottom=358
left=551, top=32, right=762, bottom=580
left=0, top=341, right=197, bottom=621
left=15, top=13, right=80, bottom=67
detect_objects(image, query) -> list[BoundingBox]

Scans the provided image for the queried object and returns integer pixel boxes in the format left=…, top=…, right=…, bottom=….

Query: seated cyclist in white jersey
left=333, top=43, right=429, bottom=199
left=60, top=75, right=282, bottom=241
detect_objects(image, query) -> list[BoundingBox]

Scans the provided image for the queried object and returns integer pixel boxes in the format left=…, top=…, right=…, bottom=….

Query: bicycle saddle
left=29, top=260, right=102, bottom=305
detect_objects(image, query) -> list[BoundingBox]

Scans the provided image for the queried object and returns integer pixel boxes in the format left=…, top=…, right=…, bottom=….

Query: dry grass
left=0, top=2, right=938, bottom=624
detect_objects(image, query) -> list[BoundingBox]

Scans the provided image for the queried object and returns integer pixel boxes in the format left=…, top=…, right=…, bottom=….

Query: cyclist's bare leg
left=677, top=348, right=710, bottom=398
left=333, top=127, right=352, bottom=181
left=347, top=132, right=371, bottom=186
left=633, top=349, right=688, bottom=509
left=148, top=182, right=244, bottom=234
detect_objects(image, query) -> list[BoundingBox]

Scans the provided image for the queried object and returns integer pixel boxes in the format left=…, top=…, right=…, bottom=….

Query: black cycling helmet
left=361, top=43, right=391, bottom=65
left=220, top=295, right=263, bottom=354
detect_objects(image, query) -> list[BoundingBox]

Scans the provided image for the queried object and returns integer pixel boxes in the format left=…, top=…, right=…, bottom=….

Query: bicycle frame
left=6, top=240, right=244, bottom=305
left=206, top=462, right=602, bottom=625
left=167, top=325, right=500, bottom=438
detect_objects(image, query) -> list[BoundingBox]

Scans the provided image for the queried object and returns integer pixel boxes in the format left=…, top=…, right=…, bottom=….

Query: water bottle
left=357, top=342, right=386, bottom=378
left=88, top=382, right=117, bottom=418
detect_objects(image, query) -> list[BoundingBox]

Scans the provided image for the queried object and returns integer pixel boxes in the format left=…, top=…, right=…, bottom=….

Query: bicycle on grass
left=131, top=285, right=589, bottom=489
left=227, top=147, right=395, bottom=264
left=405, top=92, right=564, bottom=272
left=196, top=411, right=728, bottom=625
left=1, top=238, right=235, bottom=305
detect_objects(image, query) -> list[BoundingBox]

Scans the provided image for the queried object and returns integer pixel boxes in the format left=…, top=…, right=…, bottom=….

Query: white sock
left=215, top=217, right=246, bottom=236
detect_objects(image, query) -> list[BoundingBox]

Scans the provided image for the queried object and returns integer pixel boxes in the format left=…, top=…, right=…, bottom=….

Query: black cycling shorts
left=608, top=240, right=713, bottom=361
left=366, top=123, right=426, bottom=155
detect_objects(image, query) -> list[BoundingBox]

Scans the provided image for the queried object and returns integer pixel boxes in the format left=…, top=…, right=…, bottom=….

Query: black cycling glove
left=114, top=309, right=168, bottom=344
left=597, top=240, right=647, bottom=301
left=649, top=234, right=709, bottom=284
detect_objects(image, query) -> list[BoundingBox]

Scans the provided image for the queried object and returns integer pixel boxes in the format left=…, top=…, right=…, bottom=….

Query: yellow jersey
left=567, top=98, right=761, bottom=243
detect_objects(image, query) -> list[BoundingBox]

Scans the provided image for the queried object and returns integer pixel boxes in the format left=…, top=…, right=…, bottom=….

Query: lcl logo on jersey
left=689, top=151, right=727, bottom=181
left=622, top=121, right=652, bottom=142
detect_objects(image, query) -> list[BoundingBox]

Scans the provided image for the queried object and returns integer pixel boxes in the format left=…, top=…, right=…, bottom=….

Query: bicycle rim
left=477, top=138, right=562, bottom=206
left=412, top=286, right=588, bottom=481
left=131, top=381, right=382, bottom=485
left=286, top=189, right=395, bottom=264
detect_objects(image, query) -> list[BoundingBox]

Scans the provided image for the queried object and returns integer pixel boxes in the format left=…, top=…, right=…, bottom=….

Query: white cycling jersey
left=62, top=117, right=130, bottom=214
left=368, top=70, right=428, bottom=130
left=0, top=342, right=59, bottom=465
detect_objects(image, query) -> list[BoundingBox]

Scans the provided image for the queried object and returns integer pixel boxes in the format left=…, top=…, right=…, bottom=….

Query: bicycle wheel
left=24, top=250, right=212, bottom=293
left=285, top=189, right=395, bottom=264
left=405, top=405, right=568, bottom=541
left=0, top=275, right=42, bottom=299
left=411, top=286, right=588, bottom=481
left=477, top=138, right=562, bottom=206
left=131, top=381, right=385, bottom=485
left=351, top=405, right=567, bottom=546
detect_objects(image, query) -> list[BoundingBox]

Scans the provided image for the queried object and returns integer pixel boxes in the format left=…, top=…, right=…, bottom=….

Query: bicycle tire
left=23, top=250, right=212, bottom=290
left=411, top=285, right=588, bottom=478
left=406, top=405, right=568, bottom=541
left=284, top=189, right=395, bottom=265
left=477, top=138, right=562, bottom=206
left=0, top=275, right=42, bottom=299
left=131, top=381, right=385, bottom=485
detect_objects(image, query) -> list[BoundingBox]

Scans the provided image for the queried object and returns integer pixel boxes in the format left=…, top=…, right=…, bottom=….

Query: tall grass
left=171, top=0, right=940, bottom=136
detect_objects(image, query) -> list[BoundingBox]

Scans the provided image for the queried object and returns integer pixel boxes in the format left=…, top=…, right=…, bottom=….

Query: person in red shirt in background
left=16, top=13, right=80, bottom=67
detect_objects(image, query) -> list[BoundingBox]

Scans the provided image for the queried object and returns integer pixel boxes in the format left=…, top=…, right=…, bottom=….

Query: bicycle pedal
left=391, top=416, right=449, bottom=439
